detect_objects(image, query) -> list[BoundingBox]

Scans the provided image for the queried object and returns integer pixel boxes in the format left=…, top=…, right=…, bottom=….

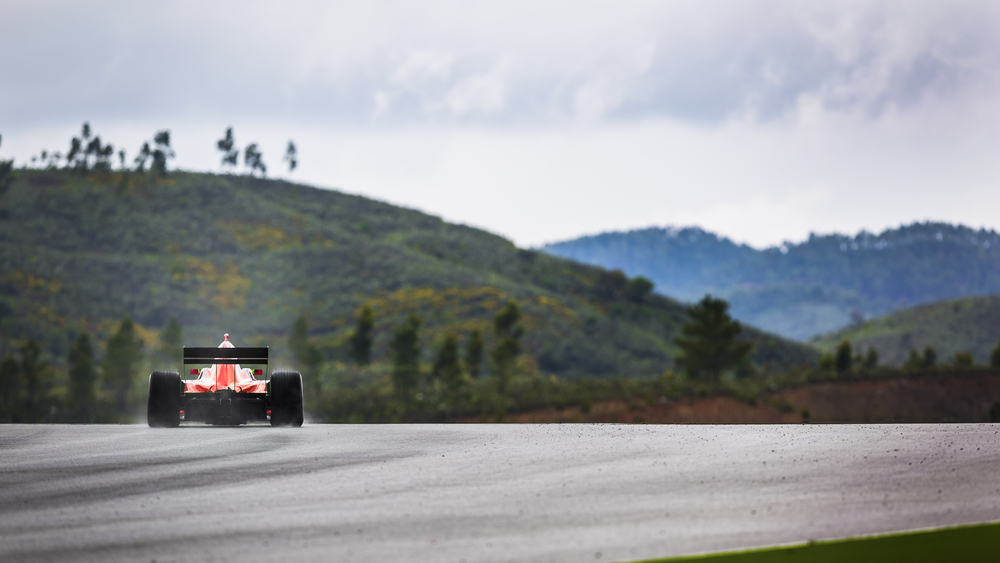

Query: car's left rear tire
left=147, top=371, right=181, bottom=427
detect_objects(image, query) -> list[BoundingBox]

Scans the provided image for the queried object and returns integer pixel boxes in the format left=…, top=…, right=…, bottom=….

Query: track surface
left=1, top=424, right=999, bottom=563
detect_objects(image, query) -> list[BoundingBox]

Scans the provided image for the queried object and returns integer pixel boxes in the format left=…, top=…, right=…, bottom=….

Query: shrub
left=954, top=351, right=974, bottom=369
left=835, top=340, right=853, bottom=374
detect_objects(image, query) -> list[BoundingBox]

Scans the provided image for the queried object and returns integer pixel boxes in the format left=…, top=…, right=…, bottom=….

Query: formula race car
left=147, top=334, right=303, bottom=427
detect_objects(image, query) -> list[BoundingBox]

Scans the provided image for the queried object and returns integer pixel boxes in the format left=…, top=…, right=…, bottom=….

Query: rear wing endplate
left=183, top=347, right=269, bottom=365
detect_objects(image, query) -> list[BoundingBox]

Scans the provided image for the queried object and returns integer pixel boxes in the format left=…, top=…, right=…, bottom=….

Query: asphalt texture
left=1, top=424, right=999, bottom=563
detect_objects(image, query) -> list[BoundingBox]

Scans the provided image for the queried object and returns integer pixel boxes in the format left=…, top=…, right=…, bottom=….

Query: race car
left=147, top=334, right=304, bottom=427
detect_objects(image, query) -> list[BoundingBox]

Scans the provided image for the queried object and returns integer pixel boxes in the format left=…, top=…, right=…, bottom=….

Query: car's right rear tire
left=147, top=371, right=181, bottom=427
left=270, top=371, right=304, bottom=427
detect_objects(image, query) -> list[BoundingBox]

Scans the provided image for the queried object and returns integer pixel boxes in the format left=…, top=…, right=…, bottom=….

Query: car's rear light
left=266, top=410, right=271, bottom=415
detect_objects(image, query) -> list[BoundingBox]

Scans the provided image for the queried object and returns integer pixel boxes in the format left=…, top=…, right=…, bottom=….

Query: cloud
left=4, top=0, right=999, bottom=128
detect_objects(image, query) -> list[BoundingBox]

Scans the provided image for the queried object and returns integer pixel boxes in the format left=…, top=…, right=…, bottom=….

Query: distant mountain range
left=541, top=223, right=1000, bottom=340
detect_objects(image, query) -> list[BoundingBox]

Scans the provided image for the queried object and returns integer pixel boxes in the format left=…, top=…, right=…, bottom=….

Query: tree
left=0, top=133, right=13, bottom=197
left=133, top=142, right=152, bottom=172
left=990, top=339, right=1000, bottom=369
left=284, top=140, right=298, bottom=173
left=923, top=345, right=937, bottom=368
left=491, top=301, right=523, bottom=397
left=863, top=347, right=879, bottom=369
left=20, top=340, right=50, bottom=422
left=625, top=276, right=654, bottom=302
left=954, top=351, right=974, bottom=369
left=150, top=130, right=174, bottom=176
left=65, top=122, right=114, bottom=173
left=68, top=332, right=98, bottom=423
left=288, top=315, right=322, bottom=394
left=465, top=329, right=484, bottom=378
left=217, top=127, right=239, bottom=168
left=431, top=333, right=463, bottom=388
left=595, top=269, right=628, bottom=300
left=158, top=317, right=183, bottom=369
left=0, top=355, right=21, bottom=422
left=390, top=314, right=421, bottom=404
left=834, top=340, right=853, bottom=374
left=818, top=352, right=835, bottom=372
left=87, top=136, right=115, bottom=172
left=348, top=305, right=374, bottom=366
left=431, top=333, right=465, bottom=407
left=244, top=143, right=266, bottom=176
left=675, top=295, right=753, bottom=382
left=66, top=123, right=89, bottom=172
left=103, top=317, right=144, bottom=416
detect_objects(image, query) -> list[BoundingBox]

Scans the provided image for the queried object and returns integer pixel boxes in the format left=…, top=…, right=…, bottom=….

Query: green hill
left=811, top=295, right=1000, bottom=366
left=542, top=224, right=1000, bottom=340
left=0, top=170, right=816, bottom=383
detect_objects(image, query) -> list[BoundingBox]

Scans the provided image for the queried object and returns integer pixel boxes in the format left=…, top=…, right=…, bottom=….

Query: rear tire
left=270, top=371, right=304, bottom=427
left=147, top=371, right=181, bottom=427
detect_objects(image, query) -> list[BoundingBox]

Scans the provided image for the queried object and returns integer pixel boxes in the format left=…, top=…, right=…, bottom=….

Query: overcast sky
left=3, top=0, right=1000, bottom=248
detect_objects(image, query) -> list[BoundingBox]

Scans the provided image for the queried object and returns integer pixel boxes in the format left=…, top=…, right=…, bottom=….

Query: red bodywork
left=183, top=334, right=267, bottom=394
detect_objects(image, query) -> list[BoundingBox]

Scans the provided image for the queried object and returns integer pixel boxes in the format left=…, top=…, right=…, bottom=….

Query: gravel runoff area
left=1, top=424, right=999, bottom=563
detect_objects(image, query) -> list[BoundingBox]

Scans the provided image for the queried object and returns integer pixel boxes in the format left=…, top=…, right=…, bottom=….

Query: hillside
left=542, top=224, right=1000, bottom=340
left=0, top=170, right=816, bottom=384
left=812, top=295, right=1000, bottom=366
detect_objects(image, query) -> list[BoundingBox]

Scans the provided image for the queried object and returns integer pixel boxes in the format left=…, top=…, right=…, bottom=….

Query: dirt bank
left=501, top=373, right=1000, bottom=424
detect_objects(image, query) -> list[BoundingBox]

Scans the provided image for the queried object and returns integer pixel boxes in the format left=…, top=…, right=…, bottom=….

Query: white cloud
left=445, top=61, right=508, bottom=116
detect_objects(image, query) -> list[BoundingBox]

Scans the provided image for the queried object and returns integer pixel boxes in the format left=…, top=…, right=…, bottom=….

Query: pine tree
left=150, top=131, right=174, bottom=177
left=133, top=142, right=152, bottom=172
left=954, top=351, right=974, bottom=369
left=432, top=333, right=465, bottom=404
left=103, top=317, right=144, bottom=417
left=244, top=143, right=266, bottom=176
left=675, top=295, right=752, bottom=382
left=465, top=329, right=484, bottom=378
left=491, top=301, right=523, bottom=405
left=0, top=134, right=16, bottom=197
left=990, top=339, right=1000, bottom=369
left=0, top=355, right=21, bottom=422
left=66, top=122, right=91, bottom=173
left=348, top=305, right=374, bottom=366
left=288, top=315, right=321, bottom=393
left=284, top=140, right=298, bottom=173
left=217, top=127, right=239, bottom=168
left=390, top=314, right=421, bottom=404
left=68, top=332, right=98, bottom=423
left=863, top=347, right=879, bottom=369
left=834, top=340, right=853, bottom=374
left=158, top=317, right=183, bottom=369
left=923, top=345, right=938, bottom=368
left=20, top=340, right=50, bottom=422
left=625, top=276, right=654, bottom=302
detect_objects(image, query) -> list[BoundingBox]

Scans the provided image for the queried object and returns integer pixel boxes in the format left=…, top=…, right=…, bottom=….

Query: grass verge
left=635, top=521, right=1000, bottom=563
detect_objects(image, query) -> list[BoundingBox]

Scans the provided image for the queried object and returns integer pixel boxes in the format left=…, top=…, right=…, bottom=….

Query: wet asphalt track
left=1, top=424, right=999, bottom=563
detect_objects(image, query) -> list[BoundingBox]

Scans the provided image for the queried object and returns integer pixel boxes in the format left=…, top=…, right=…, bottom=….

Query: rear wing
left=183, top=347, right=269, bottom=365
